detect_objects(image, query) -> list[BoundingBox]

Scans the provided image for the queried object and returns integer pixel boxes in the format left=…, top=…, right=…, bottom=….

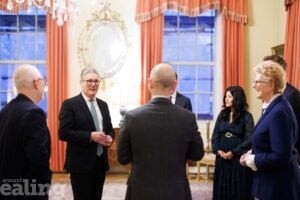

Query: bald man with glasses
left=0, top=64, right=51, bottom=200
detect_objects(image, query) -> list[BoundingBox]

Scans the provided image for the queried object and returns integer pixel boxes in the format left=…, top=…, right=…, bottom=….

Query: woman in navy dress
left=212, top=86, right=254, bottom=200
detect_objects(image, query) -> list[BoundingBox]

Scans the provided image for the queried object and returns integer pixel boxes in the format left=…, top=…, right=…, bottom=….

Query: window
left=163, top=10, right=216, bottom=120
left=0, top=8, right=47, bottom=113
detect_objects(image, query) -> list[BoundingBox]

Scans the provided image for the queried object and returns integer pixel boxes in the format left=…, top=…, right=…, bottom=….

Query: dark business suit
left=251, top=95, right=300, bottom=200
left=175, top=92, right=192, bottom=111
left=59, top=93, right=114, bottom=200
left=283, top=83, right=300, bottom=163
left=174, top=92, right=194, bottom=168
left=0, top=94, right=52, bottom=200
left=117, top=97, right=204, bottom=200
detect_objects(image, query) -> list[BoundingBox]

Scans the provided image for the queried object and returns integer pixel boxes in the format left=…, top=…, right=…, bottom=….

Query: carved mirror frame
left=78, top=1, right=129, bottom=78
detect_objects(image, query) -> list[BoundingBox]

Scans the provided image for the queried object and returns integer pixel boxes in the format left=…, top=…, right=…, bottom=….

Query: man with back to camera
left=117, top=63, right=205, bottom=200
left=0, top=64, right=52, bottom=200
left=263, top=55, right=300, bottom=164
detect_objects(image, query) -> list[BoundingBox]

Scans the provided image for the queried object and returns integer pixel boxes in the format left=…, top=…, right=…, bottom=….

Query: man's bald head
left=13, top=64, right=45, bottom=104
left=148, top=63, right=177, bottom=96
left=13, top=64, right=43, bottom=91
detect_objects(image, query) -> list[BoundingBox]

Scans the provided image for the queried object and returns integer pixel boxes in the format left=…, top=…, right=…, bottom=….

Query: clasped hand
left=240, top=149, right=252, bottom=166
left=91, top=132, right=113, bottom=147
left=218, top=150, right=233, bottom=160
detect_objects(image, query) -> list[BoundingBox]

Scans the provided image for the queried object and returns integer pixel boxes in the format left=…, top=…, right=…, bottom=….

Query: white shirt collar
left=82, top=92, right=95, bottom=103
left=262, top=93, right=281, bottom=110
left=170, top=91, right=177, bottom=104
left=151, top=95, right=170, bottom=99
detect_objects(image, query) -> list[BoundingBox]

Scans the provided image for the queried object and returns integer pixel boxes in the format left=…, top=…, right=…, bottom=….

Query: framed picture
left=271, top=44, right=284, bottom=56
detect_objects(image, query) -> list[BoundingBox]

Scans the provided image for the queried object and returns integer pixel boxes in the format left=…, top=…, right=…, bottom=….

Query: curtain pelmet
left=136, top=1, right=220, bottom=22
left=0, top=0, right=47, bottom=13
left=136, top=0, right=248, bottom=24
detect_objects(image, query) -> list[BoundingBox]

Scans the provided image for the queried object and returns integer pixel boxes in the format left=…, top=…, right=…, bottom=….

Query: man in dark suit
left=170, top=72, right=194, bottom=173
left=263, top=55, right=300, bottom=164
left=117, top=63, right=204, bottom=200
left=59, top=67, right=114, bottom=200
left=0, top=64, right=52, bottom=200
left=173, top=92, right=193, bottom=111
left=170, top=72, right=192, bottom=111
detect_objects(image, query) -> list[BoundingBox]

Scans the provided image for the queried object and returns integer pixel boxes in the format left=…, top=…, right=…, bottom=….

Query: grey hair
left=13, top=64, right=42, bottom=91
left=80, top=67, right=100, bottom=80
left=253, top=61, right=286, bottom=93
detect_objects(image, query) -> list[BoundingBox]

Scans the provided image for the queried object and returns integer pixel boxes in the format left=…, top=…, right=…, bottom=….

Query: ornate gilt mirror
left=78, top=1, right=129, bottom=78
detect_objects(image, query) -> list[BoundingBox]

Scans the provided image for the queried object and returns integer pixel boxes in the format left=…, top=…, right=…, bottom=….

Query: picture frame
left=271, top=44, right=284, bottom=56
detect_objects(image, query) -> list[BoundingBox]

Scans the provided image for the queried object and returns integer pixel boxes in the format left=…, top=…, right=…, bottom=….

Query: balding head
left=14, top=64, right=43, bottom=91
left=13, top=64, right=45, bottom=104
left=148, top=63, right=177, bottom=96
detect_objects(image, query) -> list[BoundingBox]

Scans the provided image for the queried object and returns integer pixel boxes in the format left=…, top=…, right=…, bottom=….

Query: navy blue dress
left=212, top=111, right=254, bottom=200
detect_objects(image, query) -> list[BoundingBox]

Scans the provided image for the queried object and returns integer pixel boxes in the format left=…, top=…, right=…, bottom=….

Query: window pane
left=163, top=10, right=216, bottom=120
left=0, top=14, right=18, bottom=32
left=0, top=9, right=47, bottom=112
left=0, top=33, right=17, bottom=59
left=0, top=64, right=17, bottom=108
left=19, top=15, right=36, bottom=31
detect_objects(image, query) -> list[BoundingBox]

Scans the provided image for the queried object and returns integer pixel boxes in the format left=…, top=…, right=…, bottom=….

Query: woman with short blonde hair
left=240, top=61, right=300, bottom=200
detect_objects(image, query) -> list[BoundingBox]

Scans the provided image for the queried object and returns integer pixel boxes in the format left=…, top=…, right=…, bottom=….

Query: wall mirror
left=78, top=1, right=129, bottom=78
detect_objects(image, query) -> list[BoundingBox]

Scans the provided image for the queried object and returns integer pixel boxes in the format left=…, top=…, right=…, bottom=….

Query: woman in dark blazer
left=240, top=61, right=300, bottom=200
left=263, top=55, right=300, bottom=164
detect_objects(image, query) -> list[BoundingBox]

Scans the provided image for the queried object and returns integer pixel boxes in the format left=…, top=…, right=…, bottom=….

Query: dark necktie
left=89, top=99, right=103, bottom=156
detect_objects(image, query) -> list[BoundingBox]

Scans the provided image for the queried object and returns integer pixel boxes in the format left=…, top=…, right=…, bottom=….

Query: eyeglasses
left=82, top=79, right=101, bottom=86
left=252, top=80, right=269, bottom=84
left=36, top=78, right=47, bottom=85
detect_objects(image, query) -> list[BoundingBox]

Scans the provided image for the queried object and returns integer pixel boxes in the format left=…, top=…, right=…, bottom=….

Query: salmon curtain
left=221, top=0, right=248, bottom=91
left=46, top=14, right=68, bottom=172
left=284, top=0, right=300, bottom=89
left=139, top=15, right=164, bottom=103
left=136, top=0, right=248, bottom=103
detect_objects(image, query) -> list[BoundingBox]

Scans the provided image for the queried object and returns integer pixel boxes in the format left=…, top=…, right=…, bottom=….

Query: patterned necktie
left=89, top=99, right=103, bottom=156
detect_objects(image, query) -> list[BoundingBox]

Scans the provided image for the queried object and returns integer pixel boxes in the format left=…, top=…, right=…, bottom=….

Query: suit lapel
left=254, top=96, right=283, bottom=129
left=77, top=94, right=95, bottom=128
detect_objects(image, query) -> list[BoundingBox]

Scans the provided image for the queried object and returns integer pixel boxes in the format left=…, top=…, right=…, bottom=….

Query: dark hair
left=263, top=55, right=287, bottom=71
left=220, top=86, right=248, bottom=124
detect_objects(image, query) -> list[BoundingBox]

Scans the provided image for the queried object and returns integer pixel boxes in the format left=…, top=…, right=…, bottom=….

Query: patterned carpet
left=49, top=173, right=213, bottom=200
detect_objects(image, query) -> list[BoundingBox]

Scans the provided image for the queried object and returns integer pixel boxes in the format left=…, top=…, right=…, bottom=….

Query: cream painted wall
left=245, top=0, right=286, bottom=123
left=67, top=0, right=287, bottom=129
